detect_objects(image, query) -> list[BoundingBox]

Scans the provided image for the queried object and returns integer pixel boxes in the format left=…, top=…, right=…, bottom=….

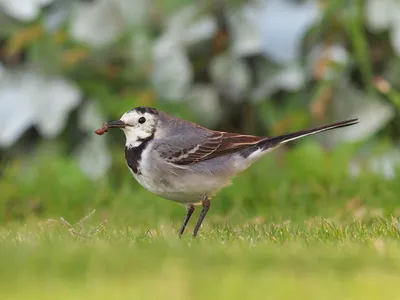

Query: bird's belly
left=129, top=167, right=231, bottom=204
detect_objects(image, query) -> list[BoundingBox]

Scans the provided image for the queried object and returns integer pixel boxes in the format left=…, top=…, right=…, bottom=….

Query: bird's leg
left=192, top=196, right=210, bottom=238
left=179, top=204, right=195, bottom=237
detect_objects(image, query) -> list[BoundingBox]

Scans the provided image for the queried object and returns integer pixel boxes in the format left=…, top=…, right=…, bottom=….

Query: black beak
left=107, top=120, right=126, bottom=128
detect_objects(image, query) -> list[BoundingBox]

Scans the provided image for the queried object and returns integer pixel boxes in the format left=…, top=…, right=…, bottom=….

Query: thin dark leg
left=179, top=205, right=195, bottom=236
left=192, top=196, right=210, bottom=238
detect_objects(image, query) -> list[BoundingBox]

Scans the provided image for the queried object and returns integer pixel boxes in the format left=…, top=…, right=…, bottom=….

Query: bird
left=96, top=106, right=358, bottom=237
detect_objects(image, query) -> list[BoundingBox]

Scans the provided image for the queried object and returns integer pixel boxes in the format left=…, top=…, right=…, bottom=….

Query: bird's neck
left=124, top=134, right=154, bottom=175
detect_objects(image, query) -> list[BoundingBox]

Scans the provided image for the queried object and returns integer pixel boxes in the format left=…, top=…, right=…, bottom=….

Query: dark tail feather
left=259, top=118, right=359, bottom=151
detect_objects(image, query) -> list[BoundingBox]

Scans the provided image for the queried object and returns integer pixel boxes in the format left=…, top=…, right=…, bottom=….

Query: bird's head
left=107, top=107, right=160, bottom=148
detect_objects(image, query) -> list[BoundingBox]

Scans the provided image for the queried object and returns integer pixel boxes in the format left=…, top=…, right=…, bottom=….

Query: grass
left=2, top=218, right=400, bottom=300
left=1, top=141, right=400, bottom=299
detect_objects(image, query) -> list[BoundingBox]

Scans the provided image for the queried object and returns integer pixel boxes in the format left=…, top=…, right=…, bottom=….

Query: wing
left=155, top=130, right=265, bottom=166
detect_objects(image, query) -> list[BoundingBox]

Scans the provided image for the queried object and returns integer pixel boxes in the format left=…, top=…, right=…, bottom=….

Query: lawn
left=2, top=219, right=400, bottom=300
left=1, top=142, right=400, bottom=299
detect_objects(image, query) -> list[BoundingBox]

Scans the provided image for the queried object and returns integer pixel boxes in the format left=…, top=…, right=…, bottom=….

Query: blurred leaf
left=308, top=43, right=349, bottom=81
left=78, top=79, right=133, bottom=117
left=151, top=35, right=192, bottom=101
left=365, top=0, right=393, bottom=32
left=29, top=33, right=62, bottom=73
left=286, top=141, right=327, bottom=181
left=345, top=0, right=374, bottom=93
left=251, top=63, right=306, bottom=103
left=273, top=64, right=306, bottom=91
left=130, top=31, right=153, bottom=67
left=326, top=80, right=395, bottom=146
left=0, top=11, right=23, bottom=36
left=187, top=84, right=222, bottom=127
left=0, top=69, right=81, bottom=147
left=165, top=3, right=217, bottom=47
left=74, top=134, right=111, bottom=180
left=0, top=0, right=55, bottom=22
left=61, top=47, right=89, bottom=68
left=78, top=101, right=105, bottom=132
left=368, top=148, right=400, bottom=179
left=5, top=24, right=43, bottom=57
left=250, top=0, right=321, bottom=64
left=210, top=53, right=251, bottom=103
left=310, top=81, right=333, bottom=121
left=390, top=24, right=400, bottom=57
left=113, top=0, right=149, bottom=28
left=374, top=76, right=400, bottom=110
left=272, top=112, right=309, bottom=136
left=43, top=0, right=72, bottom=32
left=227, top=4, right=263, bottom=57
left=69, top=0, right=124, bottom=47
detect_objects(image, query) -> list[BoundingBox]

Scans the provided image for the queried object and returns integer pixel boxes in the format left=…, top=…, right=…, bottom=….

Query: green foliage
left=1, top=140, right=399, bottom=225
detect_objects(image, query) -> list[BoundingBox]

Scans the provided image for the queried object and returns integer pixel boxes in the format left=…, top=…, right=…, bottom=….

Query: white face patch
left=119, top=110, right=157, bottom=148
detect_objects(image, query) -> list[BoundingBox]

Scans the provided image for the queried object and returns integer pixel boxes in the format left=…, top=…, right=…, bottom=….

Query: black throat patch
left=125, top=134, right=154, bottom=175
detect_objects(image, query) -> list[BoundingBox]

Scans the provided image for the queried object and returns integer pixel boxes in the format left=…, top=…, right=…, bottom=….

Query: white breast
left=126, top=145, right=234, bottom=204
left=127, top=144, right=269, bottom=204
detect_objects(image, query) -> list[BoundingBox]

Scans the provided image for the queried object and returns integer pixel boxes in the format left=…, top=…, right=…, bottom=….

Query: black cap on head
left=130, top=107, right=159, bottom=115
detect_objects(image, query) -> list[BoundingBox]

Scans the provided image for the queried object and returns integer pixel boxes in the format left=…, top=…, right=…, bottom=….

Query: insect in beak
left=94, top=120, right=126, bottom=135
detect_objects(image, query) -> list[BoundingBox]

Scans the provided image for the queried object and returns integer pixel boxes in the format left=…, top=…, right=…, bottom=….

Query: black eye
left=138, top=117, right=146, bottom=124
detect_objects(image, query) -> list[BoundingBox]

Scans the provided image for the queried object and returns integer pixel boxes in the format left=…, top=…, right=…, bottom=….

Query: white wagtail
left=95, top=107, right=358, bottom=237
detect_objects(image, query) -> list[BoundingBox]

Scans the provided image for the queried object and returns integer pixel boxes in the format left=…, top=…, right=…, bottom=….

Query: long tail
left=258, top=118, right=359, bottom=151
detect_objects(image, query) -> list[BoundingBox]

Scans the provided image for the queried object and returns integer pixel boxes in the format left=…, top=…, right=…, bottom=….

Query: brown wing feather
left=168, top=131, right=265, bottom=166
left=217, top=132, right=265, bottom=152
left=160, top=118, right=359, bottom=166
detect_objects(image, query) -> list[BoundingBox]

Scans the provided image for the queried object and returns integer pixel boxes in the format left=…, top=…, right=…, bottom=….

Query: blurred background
left=1, top=0, right=400, bottom=225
